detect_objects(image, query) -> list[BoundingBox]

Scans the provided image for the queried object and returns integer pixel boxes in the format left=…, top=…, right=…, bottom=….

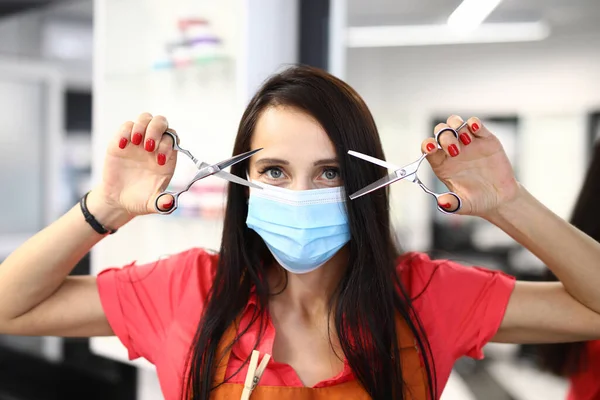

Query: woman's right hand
left=93, top=113, right=178, bottom=220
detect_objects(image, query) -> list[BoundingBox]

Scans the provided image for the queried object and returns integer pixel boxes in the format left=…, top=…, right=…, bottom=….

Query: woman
left=0, top=65, right=599, bottom=400
left=535, top=141, right=600, bottom=400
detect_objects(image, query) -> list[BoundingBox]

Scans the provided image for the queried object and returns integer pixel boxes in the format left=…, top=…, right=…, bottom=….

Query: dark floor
left=454, top=357, right=516, bottom=400
left=0, top=341, right=136, bottom=400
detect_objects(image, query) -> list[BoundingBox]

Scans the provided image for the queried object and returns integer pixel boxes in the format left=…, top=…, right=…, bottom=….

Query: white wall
left=346, top=31, right=600, bottom=250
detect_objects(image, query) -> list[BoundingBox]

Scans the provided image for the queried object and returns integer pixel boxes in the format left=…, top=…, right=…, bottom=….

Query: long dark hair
left=535, top=141, right=600, bottom=376
left=183, top=65, right=435, bottom=399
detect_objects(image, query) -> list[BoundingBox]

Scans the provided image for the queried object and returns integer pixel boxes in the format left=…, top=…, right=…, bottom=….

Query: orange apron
left=210, top=317, right=428, bottom=399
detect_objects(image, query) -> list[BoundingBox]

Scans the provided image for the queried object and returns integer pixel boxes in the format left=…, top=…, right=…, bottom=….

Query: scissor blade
left=349, top=172, right=404, bottom=200
left=216, top=148, right=263, bottom=171
left=214, top=170, right=262, bottom=189
left=348, top=150, right=400, bottom=170
left=189, top=166, right=211, bottom=185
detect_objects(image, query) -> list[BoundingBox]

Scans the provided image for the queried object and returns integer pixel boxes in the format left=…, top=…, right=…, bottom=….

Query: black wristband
left=80, top=191, right=118, bottom=235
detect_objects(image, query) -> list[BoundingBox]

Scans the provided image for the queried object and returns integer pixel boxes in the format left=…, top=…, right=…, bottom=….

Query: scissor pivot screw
left=400, top=169, right=406, bottom=176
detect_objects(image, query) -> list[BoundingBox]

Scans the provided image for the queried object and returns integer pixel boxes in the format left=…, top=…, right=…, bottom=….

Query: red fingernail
left=459, top=133, right=471, bottom=145
left=449, top=144, right=459, bottom=157
left=157, top=153, right=166, bottom=166
left=145, top=139, right=155, bottom=152
left=441, top=203, right=452, bottom=209
left=426, top=143, right=436, bottom=152
left=118, top=137, right=128, bottom=149
left=471, top=123, right=480, bottom=132
left=132, top=133, right=143, bottom=145
left=162, top=200, right=173, bottom=210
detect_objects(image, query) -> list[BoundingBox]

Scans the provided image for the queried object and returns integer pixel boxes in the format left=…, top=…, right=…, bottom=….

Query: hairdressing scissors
left=348, top=122, right=467, bottom=214
left=155, top=130, right=262, bottom=214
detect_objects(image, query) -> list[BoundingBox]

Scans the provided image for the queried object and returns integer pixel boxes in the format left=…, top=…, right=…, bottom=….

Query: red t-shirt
left=568, top=340, right=600, bottom=400
left=97, top=248, right=515, bottom=399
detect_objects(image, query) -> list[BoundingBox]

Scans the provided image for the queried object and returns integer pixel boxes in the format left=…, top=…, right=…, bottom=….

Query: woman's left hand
left=422, top=115, right=520, bottom=218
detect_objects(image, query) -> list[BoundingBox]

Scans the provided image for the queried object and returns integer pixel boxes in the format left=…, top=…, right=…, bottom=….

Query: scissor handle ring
left=163, top=129, right=182, bottom=151
left=154, top=191, right=179, bottom=215
left=434, top=127, right=459, bottom=148
left=434, top=122, right=469, bottom=148
left=436, top=192, right=462, bottom=214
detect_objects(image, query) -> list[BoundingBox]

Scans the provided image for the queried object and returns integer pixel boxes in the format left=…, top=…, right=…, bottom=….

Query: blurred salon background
left=0, top=0, right=599, bottom=399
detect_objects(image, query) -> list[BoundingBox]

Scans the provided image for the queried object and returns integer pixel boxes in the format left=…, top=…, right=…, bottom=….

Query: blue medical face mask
left=246, top=181, right=351, bottom=274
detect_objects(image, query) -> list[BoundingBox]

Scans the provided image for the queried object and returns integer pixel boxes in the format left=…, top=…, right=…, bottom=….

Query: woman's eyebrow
left=313, top=158, right=339, bottom=166
left=254, top=158, right=339, bottom=167
left=255, top=158, right=289, bottom=166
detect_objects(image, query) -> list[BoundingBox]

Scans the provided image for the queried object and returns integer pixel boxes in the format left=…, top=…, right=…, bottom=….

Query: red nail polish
left=157, top=153, right=166, bottom=166
left=426, top=143, right=436, bottom=152
left=145, top=139, right=155, bottom=152
left=132, top=133, right=143, bottom=145
left=459, top=133, right=471, bottom=145
left=449, top=144, right=459, bottom=157
left=162, top=200, right=173, bottom=210
left=118, top=137, right=128, bottom=149
left=471, top=123, right=480, bottom=132
left=441, top=203, right=451, bottom=209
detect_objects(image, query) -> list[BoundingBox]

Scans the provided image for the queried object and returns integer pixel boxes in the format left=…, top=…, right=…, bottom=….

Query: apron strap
left=396, top=317, right=429, bottom=399
left=214, top=319, right=239, bottom=386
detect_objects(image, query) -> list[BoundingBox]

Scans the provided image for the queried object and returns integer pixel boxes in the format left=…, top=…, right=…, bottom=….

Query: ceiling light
left=448, top=0, right=504, bottom=32
left=346, top=22, right=550, bottom=48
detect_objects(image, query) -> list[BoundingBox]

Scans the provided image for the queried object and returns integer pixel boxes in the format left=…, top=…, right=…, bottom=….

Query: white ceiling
left=347, top=0, right=600, bottom=35
left=28, top=0, right=600, bottom=37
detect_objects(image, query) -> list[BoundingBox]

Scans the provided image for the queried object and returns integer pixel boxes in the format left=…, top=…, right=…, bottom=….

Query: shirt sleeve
left=96, top=247, right=218, bottom=363
left=398, top=252, right=516, bottom=361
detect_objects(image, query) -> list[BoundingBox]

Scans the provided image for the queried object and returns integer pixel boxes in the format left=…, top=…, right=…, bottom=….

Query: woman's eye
left=266, top=167, right=284, bottom=179
left=322, top=168, right=340, bottom=180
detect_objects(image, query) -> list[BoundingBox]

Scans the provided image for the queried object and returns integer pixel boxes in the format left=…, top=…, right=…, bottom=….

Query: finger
left=466, top=117, right=489, bottom=138
left=437, top=193, right=460, bottom=212
left=155, top=131, right=175, bottom=167
left=421, top=137, right=445, bottom=168
left=155, top=193, right=175, bottom=212
left=447, top=115, right=472, bottom=146
left=145, top=115, right=169, bottom=153
left=115, top=121, right=134, bottom=150
left=131, top=112, right=153, bottom=146
left=421, top=138, right=439, bottom=155
left=434, top=123, right=461, bottom=158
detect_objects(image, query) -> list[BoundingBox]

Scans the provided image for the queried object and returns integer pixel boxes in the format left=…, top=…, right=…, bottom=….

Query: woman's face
left=248, top=106, right=342, bottom=190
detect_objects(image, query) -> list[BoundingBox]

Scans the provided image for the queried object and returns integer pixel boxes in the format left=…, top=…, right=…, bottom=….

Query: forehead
left=250, top=106, right=336, bottom=161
